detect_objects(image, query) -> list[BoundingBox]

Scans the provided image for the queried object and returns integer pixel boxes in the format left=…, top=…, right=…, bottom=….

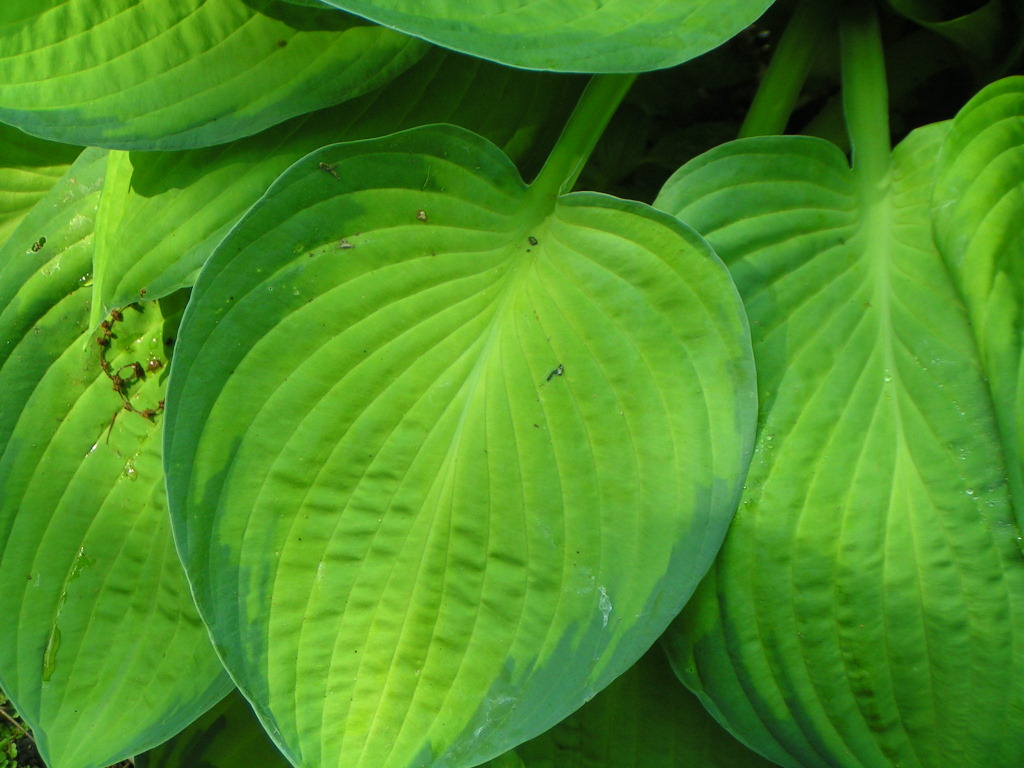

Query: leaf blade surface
left=656, top=124, right=1024, bottom=767
left=309, top=0, right=774, bottom=73
left=933, top=76, right=1024, bottom=536
left=90, top=49, right=584, bottom=312
left=165, top=124, right=756, bottom=768
left=484, top=647, right=782, bottom=767
left=0, top=0, right=425, bottom=150
left=0, top=125, right=81, bottom=250
left=0, top=152, right=231, bottom=768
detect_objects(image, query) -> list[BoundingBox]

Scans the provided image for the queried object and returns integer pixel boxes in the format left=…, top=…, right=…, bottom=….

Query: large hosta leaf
left=164, top=124, right=756, bottom=768
left=932, top=76, right=1024, bottom=530
left=90, top=49, right=583, bottom=313
left=0, top=125, right=81, bottom=250
left=655, top=119, right=1024, bottom=764
left=0, top=151, right=230, bottom=768
left=310, top=0, right=775, bottom=73
left=483, top=647, right=781, bottom=767
left=0, top=0, right=425, bottom=150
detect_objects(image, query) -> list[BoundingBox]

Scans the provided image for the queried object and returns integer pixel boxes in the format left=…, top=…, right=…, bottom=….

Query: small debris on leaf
left=318, top=161, right=340, bottom=180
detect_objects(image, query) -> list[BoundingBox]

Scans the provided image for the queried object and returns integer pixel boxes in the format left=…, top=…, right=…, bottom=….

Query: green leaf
left=0, top=125, right=80, bottom=250
left=310, top=0, right=775, bottom=73
left=136, top=690, right=291, bottom=768
left=932, top=76, right=1024, bottom=531
left=0, top=151, right=231, bottom=768
left=483, top=647, right=781, bottom=767
left=164, top=124, right=756, bottom=768
left=163, top=647, right=780, bottom=768
left=655, top=124, right=1024, bottom=766
left=0, top=0, right=426, bottom=150
left=90, top=49, right=584, bottom=313
left=884, top=0, right=1019, bottom=67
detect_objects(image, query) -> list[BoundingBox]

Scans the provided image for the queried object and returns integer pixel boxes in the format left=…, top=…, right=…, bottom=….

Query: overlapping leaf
left=134, top=650, right=782, bottom=768
left=309, top=0, right=775, bottom=73
left=933, top=76, right=1024, bottom=531
left=164, top=124, right=756, bottom=768
left=656, top=118, right=1024, bottom=765
left=135, top=690, right=291, bottom=768
left=0, top=0, right=425, bottom=150
left=0, top=125, right=80, bottom=250
left=90, top=49, right=583, bottom=313
left=0, top=151, right=231, bottom=768
left=885, top=0, right=1019, bottom=66
left=483, top=648, right=781, bottom=767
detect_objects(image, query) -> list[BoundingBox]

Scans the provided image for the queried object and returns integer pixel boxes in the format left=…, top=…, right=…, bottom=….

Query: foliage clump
left=1, top=1, right=1023, bottom=767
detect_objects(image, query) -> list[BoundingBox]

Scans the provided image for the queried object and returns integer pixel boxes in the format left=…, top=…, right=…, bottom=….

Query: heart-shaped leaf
left=164, top=122, right=756, bottom=768
left=90, top=49, right=584, bottom=314
left=0, top=150, right=231, bottom=768
left=310, top=0, right=775, bottom=73
left=0, top=0, right=426, bottom=150
left=655, top=114, right=1024, bottom=768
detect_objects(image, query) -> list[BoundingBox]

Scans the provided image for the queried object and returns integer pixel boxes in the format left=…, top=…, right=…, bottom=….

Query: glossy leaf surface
left=311, top=0, right=774, bottom=73
left=90, top=50, right=583, bottom=313
left=0, top=0, right=425, bottom=150
left=165, top=124, right=756, bottom=768
left=656, top=116, right=1024, bottom=766
left=0, top=151, right=230, bottom=768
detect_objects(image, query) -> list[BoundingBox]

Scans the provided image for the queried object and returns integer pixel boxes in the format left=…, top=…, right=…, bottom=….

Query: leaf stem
left=0, top=703, right=33, bottom=742
left=840, top=0, right=891, bottom=188
left=528, top=73, right=637, bottom=200
left=739, top=0, right=833, bottom=138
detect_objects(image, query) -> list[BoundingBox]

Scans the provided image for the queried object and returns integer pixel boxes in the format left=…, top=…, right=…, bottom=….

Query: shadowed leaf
left=0, top=151, right=230, bottom=768
left=0, top=0, right=426, bottom=150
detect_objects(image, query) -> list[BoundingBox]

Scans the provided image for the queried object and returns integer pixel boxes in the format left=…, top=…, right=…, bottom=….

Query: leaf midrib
left=439, top=232, right=541, bottom=467
left=861, top=180, right=922, bottom=481
left=859, top=181, right=941, bottom=764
